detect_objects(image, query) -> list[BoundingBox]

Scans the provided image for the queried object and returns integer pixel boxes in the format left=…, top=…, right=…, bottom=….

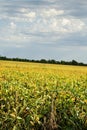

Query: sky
left=0, top=0, right=87, bottom=63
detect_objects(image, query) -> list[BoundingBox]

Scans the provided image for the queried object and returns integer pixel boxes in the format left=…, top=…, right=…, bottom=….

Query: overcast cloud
left=0, top=0, right=87, bottom=63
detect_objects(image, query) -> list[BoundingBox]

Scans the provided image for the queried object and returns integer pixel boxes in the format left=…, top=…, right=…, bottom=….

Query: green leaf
left=17, top=116, right=22, bottom=120
left=13, top=125, right=18, bottom=130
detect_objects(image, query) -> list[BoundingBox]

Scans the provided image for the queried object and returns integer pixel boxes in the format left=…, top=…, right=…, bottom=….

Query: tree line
left=0, top=55, right=87, bottom=66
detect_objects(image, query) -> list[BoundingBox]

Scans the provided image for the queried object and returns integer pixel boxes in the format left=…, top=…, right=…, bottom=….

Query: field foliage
left=0, top=61, right=87, bottom=130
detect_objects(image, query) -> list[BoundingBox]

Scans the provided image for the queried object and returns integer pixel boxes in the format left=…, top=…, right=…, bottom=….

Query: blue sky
left=0, top=0, right=87, bottom=63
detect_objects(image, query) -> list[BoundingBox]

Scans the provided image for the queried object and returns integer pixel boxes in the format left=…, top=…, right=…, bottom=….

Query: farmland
left=0, top=60, right=87, bottom=130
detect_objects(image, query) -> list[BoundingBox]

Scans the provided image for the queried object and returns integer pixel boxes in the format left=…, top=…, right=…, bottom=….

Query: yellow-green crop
left=0, top=60, right=87, bottom=130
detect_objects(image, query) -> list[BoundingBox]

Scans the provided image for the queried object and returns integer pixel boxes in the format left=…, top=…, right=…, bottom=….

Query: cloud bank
left=0, top=0, right=87, bottom=63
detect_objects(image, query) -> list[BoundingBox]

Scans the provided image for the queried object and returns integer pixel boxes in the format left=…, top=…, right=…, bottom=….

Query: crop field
left=0, top=60, right=87, bottom=130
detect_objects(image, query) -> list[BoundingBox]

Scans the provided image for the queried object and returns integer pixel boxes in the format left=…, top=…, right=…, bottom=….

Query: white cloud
left=19, top=8, right=36, bottom=19
left=30, top=17, right=85, bottom=34
left=41, top=8, right=64, bottom=17
left=19, top=8, right=28, bottom=13
left=61, top=18, right=85, bottom=32
left=24, top=12, right=36, bottom=18
left=10, top=22, right=16, bottom=29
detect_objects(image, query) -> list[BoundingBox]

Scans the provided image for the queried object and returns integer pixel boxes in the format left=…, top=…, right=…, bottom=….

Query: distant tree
left=50, top=59, right=56, bottom=64
left=0, top=55, right=87, bottom=66
left=40, top=59, right=47, bottom=63
left=71, top=60, right=78, bottom=65
left=0, top=56, right=7, bottom=60
left=61, top=60, right=65, bottom=65
left=79, top=62, right=84, bottom=66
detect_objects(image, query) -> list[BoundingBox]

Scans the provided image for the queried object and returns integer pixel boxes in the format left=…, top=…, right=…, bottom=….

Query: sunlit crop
left=0, top=60, right=87, bottom=130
